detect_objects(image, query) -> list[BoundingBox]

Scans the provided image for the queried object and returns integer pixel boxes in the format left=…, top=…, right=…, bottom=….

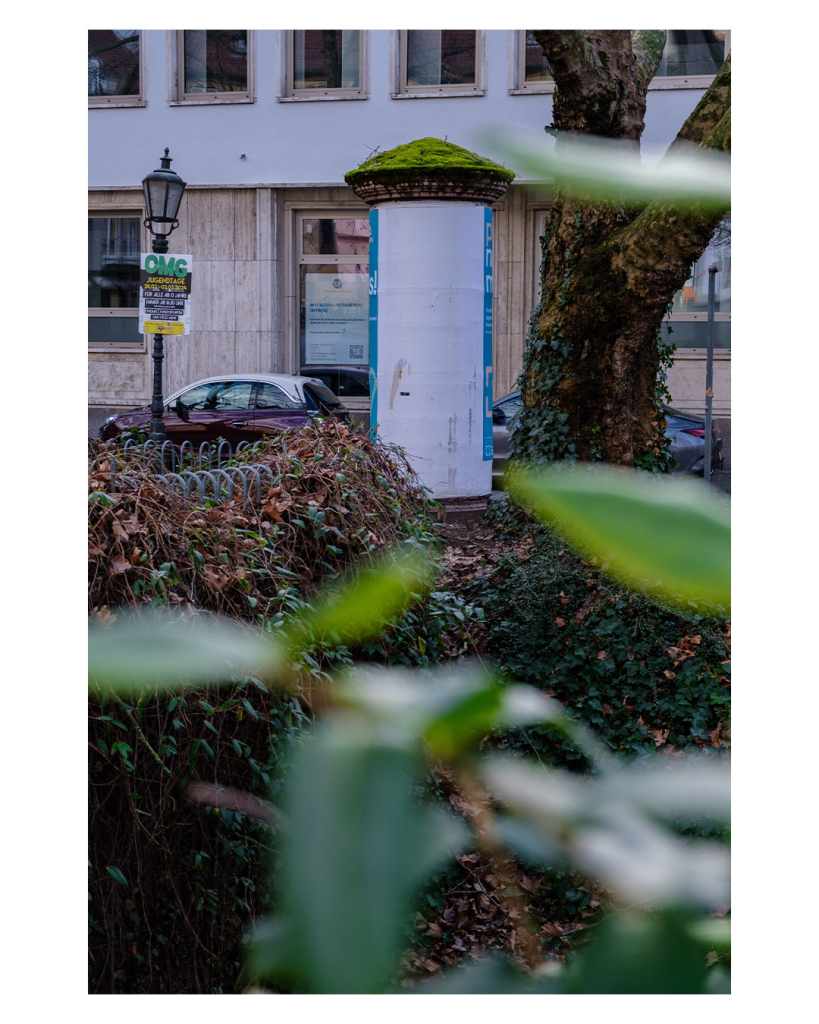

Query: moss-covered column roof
left=344, top=137, right=515, bottom=205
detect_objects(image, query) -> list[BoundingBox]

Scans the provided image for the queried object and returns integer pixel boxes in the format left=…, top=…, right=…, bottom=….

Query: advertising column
left=370, top=202, right=491, bottom=501
left=368, top=209, right=379, bottom=434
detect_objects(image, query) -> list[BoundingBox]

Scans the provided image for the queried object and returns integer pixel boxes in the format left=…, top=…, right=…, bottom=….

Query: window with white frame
left=88, top=30, right=144, bottom=106
left=513, top=30, right=729, bottom=93
left=651, top=30, right=729, bottom=89
left=397, top=30, right=484, bottom=96
left=174, top=31, right=252, bottom=103
left=516, top=31, right=555, bottom=93
left=297, top=215, right=370, bottom=368
left=283, top=31, right=365, bottom=99
left=88, top=214, right=143, bottom=346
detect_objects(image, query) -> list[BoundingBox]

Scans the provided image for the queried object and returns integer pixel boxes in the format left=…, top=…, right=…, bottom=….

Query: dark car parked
left=491, top=392, right=723, bottom=482
left=298, top=365, right=371, bottom=419
left=98, top=373, right=349, bottom=445
left=298, top=365, right=370, bottom=399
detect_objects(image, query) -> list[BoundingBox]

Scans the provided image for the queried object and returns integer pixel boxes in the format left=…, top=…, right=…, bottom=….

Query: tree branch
left=631, top=31, right=666, bottom=87
left=670, top=52, right=731, bottom=151
left=611, top=51, right=731, bottom=284
left=532, top=30, right=596, bottom=78
left=533, top=30, right=659, bottom=141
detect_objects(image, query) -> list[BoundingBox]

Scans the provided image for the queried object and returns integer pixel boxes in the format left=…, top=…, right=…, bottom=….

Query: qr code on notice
left=349, top=344, right=364, bottom=360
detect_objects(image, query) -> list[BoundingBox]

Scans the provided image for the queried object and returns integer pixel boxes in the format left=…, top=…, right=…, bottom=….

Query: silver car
left=492, top=392, right=723, bottom=481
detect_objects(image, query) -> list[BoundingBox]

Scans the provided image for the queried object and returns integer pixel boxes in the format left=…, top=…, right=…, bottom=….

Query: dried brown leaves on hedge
left=89, top=420, right=432, bottom=619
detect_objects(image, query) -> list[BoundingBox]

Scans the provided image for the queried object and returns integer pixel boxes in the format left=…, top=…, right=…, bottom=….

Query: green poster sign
left=139, top=252, right=193, bottom=335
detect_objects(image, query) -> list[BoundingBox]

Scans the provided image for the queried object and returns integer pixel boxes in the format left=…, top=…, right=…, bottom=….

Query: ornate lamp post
left=142, top=148, right=187, bottom=442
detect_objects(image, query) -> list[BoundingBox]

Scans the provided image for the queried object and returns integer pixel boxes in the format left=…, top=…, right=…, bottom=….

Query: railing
left=89, top=438, right=283, bottom=504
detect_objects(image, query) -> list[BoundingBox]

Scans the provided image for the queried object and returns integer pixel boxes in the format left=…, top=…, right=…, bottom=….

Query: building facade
left=89, top=30, right=731, bottom=445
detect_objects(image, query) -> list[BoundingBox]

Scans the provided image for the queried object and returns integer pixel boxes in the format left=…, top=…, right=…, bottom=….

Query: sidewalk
left=709, top=469, right=730, bottom=495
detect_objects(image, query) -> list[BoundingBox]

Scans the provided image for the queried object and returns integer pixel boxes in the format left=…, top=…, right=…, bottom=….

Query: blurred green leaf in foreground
left=508, top=464, right=730, bottom=611
left=482, top=128, right=731, bottom=209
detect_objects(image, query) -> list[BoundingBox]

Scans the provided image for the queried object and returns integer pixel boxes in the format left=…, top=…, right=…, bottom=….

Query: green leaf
left=603, top=758, right=731, bottom=822
left=88, top=611, right=285, bottom=695
left=251, top=721, right=466, bottom=993
left=688, top=916, right=731, bottom=952
left=566, top=909, right=708, bottom=994
left=482, top=755, right=730, bottom=907
left=508, top=465, right=730, bottom=610
left=482, top=128, right=731, bottom=209
left=246, top=916, right=299, bottom=982
left=424, top=687, right=503, bottom=759
left=286, top=548, right=435, bottom=651
left=336, top=666, right=575, bottom=760
left=106, top=865, right=128, bottom=887
left=89, top=492, right=117, bottom=506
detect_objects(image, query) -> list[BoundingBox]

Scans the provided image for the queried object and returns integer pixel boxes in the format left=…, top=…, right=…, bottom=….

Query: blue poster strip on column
left=483, top=207, right=494, bottom=460
left=368, top=209, right=379, bottom=437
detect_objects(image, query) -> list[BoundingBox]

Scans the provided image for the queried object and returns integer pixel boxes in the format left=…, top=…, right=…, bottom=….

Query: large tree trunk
left=514, top=31, right=730, bottom=467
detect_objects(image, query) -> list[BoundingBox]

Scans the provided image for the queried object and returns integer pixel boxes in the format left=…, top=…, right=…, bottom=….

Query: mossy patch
left=345, top=137, right=515, bottom=186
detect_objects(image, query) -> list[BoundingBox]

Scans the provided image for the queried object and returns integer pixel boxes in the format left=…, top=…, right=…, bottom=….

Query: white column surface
left=374, top=202, right=490, bottom=500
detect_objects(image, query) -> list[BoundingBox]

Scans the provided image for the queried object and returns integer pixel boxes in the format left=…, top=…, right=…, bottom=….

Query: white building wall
left=88, top=30, right=707, bottom=190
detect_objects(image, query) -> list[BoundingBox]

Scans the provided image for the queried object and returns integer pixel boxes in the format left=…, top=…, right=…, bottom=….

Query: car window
left=337, top=372, right=369, bottom=397
left=302, top=381, right=342, bottom=411
left=496, top=397, right=522, bottom=421
left=254, top=383, right=303, bottom=411
left=175, top=382, right=221, bottom=412
left=176, top=381, right=254, bottom=412
left=210, top=381, right=254, bottom=410
left=503, top=398, right=522, bottom=415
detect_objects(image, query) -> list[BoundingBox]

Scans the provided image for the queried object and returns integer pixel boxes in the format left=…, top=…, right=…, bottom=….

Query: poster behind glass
left=303, top=270, right=369, bottom=365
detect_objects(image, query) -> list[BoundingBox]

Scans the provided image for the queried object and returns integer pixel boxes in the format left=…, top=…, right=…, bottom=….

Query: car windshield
left=303, top=381, right=342, bottom=411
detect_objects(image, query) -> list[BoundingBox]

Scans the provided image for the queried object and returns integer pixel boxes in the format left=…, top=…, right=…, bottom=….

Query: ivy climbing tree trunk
left=513, top=31, right=731, bottom=468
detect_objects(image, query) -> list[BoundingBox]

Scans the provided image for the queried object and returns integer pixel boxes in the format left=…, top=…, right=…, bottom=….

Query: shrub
left=88, top=422, right=485, bottom=992
left=467, top=496, right=730, bottom=762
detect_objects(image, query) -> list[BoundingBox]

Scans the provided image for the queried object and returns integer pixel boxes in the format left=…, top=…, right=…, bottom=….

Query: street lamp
left=142, top=148, right=187, bottom=442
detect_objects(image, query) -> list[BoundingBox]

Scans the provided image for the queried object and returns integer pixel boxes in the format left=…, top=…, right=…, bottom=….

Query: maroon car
left=98, top=373, right=348, bottom=444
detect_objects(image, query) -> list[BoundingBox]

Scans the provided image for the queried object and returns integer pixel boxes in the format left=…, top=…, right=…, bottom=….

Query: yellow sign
left=143, top=321, right=185, bottom=335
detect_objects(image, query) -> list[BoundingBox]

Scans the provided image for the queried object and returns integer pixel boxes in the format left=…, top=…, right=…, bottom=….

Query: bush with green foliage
left=88, top=422, right=486, bottom=993
left=90, top=465, right=731, bottom=995
left=470, top=495, right=730, bottom=762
